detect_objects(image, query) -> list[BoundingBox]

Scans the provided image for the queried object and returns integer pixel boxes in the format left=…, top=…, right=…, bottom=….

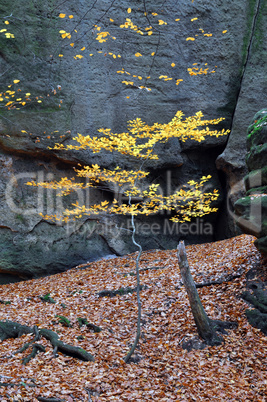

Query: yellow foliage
left=32, top=111, right=229, bottom=223
left=0, top=81, right=59, bottom=110
left=49, top=111, right=229, bottom=161
left=96, top=30, right=110, bottom=43
left=33, top=174, right=220, bottom=223
left=119, top=18, right=143, bottom=35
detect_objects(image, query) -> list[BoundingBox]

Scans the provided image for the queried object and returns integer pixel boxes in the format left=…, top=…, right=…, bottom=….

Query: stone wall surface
left=0, top=0, right=266, bottom=279
left=216, top=0, right=267, bottom=237
left=234, top=109, right=267, bottom=255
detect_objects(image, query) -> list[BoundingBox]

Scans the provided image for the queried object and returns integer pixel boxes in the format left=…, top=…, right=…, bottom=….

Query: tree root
left=182, top=319, right=238, bottom=351
left=39, top=328, right=94, bottom=361
left=98, top=284, right=147, bottom=297
left=117, top=266, right=166, bottom=277
left=0, top=380, right=36, bottom=388
left=195, top=273, right=244, bottom=288
left=77, top=317, right=102, bottom=332
left=0, top=320, right=33, bottom=341
left=210, top=319, right=238, bottom=334
left=0, top=299, right=11, bottom=305
left=37, top=397, right=65, bottom=402
left=22, top=344, right=46, bottom=365
left=0, top=320, right=95, bottom=363
left=0, top=378, right=64, bottom=402
left=39, top=293, right=56, bottom=304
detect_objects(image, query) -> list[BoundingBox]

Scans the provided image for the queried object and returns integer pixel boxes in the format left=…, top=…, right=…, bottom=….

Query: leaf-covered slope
left=0, top=234, right=266, bottom=401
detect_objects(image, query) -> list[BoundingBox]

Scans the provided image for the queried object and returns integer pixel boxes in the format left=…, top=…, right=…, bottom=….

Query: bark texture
left=177, top=241, right=237, bottom=349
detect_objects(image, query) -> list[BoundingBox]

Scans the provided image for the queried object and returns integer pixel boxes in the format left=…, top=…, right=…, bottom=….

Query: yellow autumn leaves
left=50, top=111, right=229, bottom=159
left=59, top=14, right=73, bottom=19
left=0, top=80, right=30, bottom=109
left=186, top=27, right=227, bottom=42
left=30, top=165, right=149, bottom=196
left=34, top=173, right=220, bottom=224
left=30, top=111, right=229, bottom=223
left=0, top=80, right=63, bottom=111
left=188, top=63, right=217, bottom=76
left=0, top=20, right=15, bottom=38
left=56, top=8, right=228, bottom=94
left=23, top=7, right=231, bottom=224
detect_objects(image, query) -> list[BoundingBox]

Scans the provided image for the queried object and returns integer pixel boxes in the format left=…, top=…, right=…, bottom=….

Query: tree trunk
left=177, top=241, right=224, bottom=346
left=124, top=212, right=142, bottom=363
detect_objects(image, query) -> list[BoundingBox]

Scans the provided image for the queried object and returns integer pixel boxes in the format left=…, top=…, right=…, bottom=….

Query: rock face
left=0, top=0, right=266, bottom=279
left=234, top=110, right=267, bottom=255
left=216, top=0, right=267, bottom=238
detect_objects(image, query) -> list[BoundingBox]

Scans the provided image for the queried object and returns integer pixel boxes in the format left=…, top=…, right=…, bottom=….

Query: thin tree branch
left=123, top=206, right=142, bottom=363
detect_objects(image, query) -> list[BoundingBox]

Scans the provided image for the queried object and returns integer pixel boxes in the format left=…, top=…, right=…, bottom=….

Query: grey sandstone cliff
left=234, top=109, right=267, bottom=255
left=216, top=0, right=267, bottom=237
left=0, top=0, right=266, bottom=280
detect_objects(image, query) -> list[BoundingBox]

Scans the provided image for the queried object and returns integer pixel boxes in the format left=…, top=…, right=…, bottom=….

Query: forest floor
left=0, top=234, right=266, bottom=401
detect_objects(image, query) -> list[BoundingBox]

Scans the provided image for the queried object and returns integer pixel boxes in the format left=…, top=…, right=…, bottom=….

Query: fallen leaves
left=0, top=234, right=266, bottom=401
